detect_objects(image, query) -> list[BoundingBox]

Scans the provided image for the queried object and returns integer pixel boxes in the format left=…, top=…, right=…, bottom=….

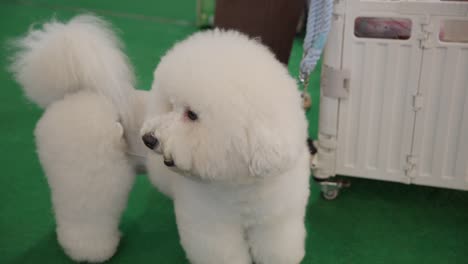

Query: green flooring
left=1, top=1, right=467, bottom=263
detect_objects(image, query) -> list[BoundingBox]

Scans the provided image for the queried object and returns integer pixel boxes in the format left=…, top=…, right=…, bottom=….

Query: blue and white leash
left=299, top=0, right=334, bottom=109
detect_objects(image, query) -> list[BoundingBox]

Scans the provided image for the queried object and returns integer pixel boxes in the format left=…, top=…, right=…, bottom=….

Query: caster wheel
left=322, top=189, right=339, bottom=200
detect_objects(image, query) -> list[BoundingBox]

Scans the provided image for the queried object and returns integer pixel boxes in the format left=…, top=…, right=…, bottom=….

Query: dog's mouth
left=162, top=153, right=176, bottom=167
left=160, top=153, right=204, bottom=182
left=161, top=156, right=199, bottom=179
left=163, top=158, right=175, bottom=167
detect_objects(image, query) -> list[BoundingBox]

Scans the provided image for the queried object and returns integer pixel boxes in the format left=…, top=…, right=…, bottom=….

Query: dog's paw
left=57, top=226, right=120, bottom=263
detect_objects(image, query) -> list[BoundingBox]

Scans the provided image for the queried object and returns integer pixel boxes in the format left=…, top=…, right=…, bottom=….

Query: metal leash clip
left=299, top=63, right=312, bottom=110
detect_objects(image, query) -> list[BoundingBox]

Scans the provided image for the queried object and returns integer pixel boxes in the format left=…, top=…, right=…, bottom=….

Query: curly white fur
left=11, top=14, right=311, bottom=264
left=9, top=14, right=136, bottom=126
left=142, top=30, right=311, bottom=264
left=9, top=15, right=144, bottom=262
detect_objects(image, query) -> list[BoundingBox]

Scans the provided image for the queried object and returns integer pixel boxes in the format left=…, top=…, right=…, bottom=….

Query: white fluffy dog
left=11, top=14, right=311, bottom=264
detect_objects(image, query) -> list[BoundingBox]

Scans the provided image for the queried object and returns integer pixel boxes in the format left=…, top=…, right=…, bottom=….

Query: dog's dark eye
left=186, top=109, right=198, bottom=121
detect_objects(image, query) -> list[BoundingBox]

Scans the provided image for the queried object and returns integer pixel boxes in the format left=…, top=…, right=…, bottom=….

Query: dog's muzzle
left=142, top=133, right=176, bottom=167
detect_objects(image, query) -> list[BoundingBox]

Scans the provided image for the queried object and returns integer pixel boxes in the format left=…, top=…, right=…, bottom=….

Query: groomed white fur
left=142, top=30, right=310, bottom=264
left=9, top=14, right=136, bottom=126
left=11, top=14, right=311, bottom=264
left=35, top=92, right=134, bottom=262
left=9, top=15, right=143, bottom=262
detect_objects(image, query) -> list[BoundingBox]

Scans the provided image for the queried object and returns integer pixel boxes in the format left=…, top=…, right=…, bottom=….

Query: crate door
left=411, top=13, right=468, bottom=190
left=335, top=1, right=423, bottom=183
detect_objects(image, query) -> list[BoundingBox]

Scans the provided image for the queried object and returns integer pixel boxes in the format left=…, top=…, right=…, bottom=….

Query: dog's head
left=141, top=30, right=308, bottom=182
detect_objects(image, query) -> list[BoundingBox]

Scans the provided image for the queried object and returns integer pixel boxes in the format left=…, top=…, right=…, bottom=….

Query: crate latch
left=404, top=155, right=418, bottom=182
left=321, top=65, right=350, bottom=99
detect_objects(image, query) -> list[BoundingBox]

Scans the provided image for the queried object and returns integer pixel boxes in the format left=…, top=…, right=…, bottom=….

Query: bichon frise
left=10, top=14, right=311, bottom=264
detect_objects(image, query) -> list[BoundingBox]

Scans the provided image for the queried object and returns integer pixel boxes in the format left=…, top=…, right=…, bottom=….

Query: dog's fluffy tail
left=9, top=14, right=135, bottom=122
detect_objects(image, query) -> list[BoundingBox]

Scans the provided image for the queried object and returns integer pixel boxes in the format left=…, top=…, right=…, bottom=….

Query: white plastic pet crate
left=313, top=0, right=468, bottom=195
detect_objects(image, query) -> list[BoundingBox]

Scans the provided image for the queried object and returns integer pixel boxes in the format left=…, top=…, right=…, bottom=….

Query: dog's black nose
left=142, top=133, right=159, bottom=149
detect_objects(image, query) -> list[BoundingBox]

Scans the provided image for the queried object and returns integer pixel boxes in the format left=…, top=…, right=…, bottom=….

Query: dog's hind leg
left=35, top=92, right=135, bottom=262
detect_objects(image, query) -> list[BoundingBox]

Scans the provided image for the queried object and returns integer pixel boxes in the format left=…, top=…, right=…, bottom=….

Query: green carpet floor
left=1, top=1, right=467, bottom=263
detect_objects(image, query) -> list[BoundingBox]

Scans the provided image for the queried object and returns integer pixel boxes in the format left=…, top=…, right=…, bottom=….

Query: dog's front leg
left=174, top=196, right=251, bottom=264
left=247, top=213, right=306, bottom=264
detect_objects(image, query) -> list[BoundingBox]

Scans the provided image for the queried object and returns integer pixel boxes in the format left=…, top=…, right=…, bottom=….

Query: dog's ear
left=247, top=124, right=297, bottom=177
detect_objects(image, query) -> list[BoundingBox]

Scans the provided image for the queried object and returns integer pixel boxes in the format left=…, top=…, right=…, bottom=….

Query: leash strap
left=299, top=0, right=334, bottom=108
